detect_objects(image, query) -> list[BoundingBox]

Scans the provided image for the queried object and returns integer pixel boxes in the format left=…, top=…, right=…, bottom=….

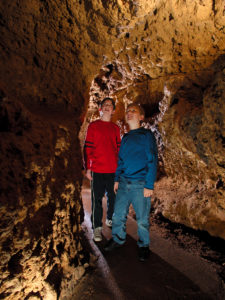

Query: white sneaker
left=105, top=219, right=112, bottom=227
left=93, top=227, right=102, bottom=242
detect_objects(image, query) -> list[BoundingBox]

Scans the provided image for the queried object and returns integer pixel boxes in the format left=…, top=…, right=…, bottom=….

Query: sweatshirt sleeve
left=116, top=126, right=121, bottom=154
left=144, top=131, right=158, bottom=189
left=114, top=137, right=124, bottom=182
left=83, top=124, right=95, bottom=170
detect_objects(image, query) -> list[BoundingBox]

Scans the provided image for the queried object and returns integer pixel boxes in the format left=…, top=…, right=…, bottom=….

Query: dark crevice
left=212, top=0, right=216, bottom=15
left=8, top=250, right=23, bottom=275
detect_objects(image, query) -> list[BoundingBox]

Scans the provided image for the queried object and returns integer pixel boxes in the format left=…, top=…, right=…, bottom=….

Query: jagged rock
left=0, top=0, right=225, bottom=298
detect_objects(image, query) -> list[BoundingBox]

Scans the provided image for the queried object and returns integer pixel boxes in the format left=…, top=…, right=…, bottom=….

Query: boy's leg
left=130, top=182, right=151, bottom=247
left=91, top=172, right=105, bottom=229
left=112, top=180, right=130, bottom=245
left=104, top=173, right=115, bottom=221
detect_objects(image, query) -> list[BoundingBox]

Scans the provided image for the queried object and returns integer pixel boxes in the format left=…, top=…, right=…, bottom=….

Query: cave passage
left=0, top=1, right=225, bottom=299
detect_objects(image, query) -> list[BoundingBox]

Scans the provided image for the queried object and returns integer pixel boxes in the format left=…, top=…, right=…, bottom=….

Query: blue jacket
left=115, top=127, right=158, bottom=189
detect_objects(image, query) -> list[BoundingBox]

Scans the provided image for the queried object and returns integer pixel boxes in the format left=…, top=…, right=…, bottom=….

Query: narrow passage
left=71, top=178, right=225, bottom=300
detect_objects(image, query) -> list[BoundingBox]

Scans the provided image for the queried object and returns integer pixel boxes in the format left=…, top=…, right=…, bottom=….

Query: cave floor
left=71, top=178, right=225, bottom=300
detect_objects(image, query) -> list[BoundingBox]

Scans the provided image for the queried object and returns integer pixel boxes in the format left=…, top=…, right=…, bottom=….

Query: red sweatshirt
left=84, top=120, right=121, bottom=173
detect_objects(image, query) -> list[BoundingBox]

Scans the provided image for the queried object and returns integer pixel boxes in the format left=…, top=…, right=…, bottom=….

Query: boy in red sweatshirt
left=84, top=98, right=121, bottom=242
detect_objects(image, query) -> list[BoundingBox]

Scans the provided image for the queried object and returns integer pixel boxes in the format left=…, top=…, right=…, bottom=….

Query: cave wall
left=0, top=97, right=85, bottom=299
left=0, top=0, right=225, bottom=299
left=0, top=0, right=96, bottom=298
left=153, top=57, right=225, bottom=239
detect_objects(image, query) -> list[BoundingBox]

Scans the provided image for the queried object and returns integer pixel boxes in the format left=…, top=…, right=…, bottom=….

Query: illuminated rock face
left=0, top=97, right=86, bottom=299
left=154, top=58, right=225, bottom=239
left=0, top=0, right=224, bottom=298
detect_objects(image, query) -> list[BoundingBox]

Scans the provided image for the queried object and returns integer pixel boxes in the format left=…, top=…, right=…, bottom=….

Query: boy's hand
left=144, top=188, right=153, bottom=197
left=114, top=182, right=119, bottom=193
left=86, top=169, right=93, bottom=181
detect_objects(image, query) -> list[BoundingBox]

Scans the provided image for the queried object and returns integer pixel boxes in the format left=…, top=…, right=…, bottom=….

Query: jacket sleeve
left=83, top=124, right=95, bottom=170
left=144, top=131, right=158, bottom=189
left=114, top=137, right=124, bottom=182
left=116, top=126, right=121, bottom=155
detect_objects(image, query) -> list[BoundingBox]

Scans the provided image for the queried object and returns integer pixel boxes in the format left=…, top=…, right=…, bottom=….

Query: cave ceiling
left=1, top=0, right=224, bottom=110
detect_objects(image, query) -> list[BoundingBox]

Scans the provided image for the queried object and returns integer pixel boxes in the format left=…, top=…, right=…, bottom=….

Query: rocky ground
left=150, top=211, right=225, bottom=283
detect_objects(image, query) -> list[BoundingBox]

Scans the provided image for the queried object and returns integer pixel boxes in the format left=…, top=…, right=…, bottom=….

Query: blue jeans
left=112, top=177, right=151, bottom=247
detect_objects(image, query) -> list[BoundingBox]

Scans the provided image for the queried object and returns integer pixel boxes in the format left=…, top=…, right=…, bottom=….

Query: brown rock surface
left=153, top=57, right=225, bottom=239
left=0, top=96, right=86, bottom=299
left=0, top=0, right=225, bottom=298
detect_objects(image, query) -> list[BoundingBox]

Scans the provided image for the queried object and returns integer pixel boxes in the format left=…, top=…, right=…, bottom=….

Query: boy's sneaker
left=138, top=247, right=150, bottom=262
left=105, top=218, right=112, bottom=227
left=93, top=227, right=102, bottom=242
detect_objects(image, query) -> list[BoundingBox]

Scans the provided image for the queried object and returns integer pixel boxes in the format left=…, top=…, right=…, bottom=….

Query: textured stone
left=0, top=0, right=225, bottom=298
left=153, top=57, right=225, bottom=239
left=0, top=97, right=85, bottom=299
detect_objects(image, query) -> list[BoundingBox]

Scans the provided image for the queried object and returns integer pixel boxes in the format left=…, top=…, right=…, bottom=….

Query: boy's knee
left=137, top=220, right=149, bottom=228
left=112, top=215, right=126, bottom=225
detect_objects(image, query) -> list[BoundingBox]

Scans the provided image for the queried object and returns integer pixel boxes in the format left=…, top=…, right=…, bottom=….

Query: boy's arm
left=114, top=182, right=119, bottom=193
left=145, top=132, right=158, bottom=189
left=116, top=126, right=121, bottom=154
left=86, top=169, right=93, bottom=180
left=83, top=124, right=95, bottom=176
left=114, top=138, right=124, bottom=183
left=114, top=129, right=122, bottom=193
left=144, top=188, right=154, bottom=197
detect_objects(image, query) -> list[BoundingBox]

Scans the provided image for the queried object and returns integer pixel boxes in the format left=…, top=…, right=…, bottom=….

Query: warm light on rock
left=0, top=0, right=225, bottom=298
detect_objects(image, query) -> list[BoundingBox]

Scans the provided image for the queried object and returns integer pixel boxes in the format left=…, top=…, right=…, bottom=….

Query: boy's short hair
left=127, top=103, right=145, bottom=117
left=100, top=97, right=116, bottom=110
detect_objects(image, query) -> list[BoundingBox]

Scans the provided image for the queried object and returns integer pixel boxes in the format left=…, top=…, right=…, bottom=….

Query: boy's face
left=125, top=105, right=144, bottom=126
left=100, top=100, right=115, bottom=117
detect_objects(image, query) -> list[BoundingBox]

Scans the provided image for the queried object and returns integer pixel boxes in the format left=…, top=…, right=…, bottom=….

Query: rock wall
left=0, top=0, right=92, bottom=298
left=0, top=96, right=87, bottom=299
left=154, top=56, right=225, bottom=239
left=0, top=0, right=225, bottom=299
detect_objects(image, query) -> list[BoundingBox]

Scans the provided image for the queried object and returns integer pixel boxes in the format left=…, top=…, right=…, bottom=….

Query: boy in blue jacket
left=104, top=103, right=158, bottom=261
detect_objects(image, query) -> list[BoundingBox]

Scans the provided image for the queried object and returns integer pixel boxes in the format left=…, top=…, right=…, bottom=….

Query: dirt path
left=71, top=179, right=225, bottom=300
